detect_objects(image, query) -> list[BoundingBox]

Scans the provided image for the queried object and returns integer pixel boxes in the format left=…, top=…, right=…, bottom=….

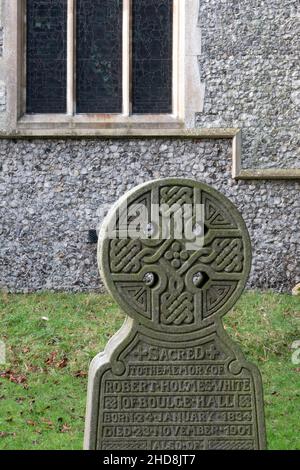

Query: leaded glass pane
left=76, top=0, right=123, bottom=114
left=132, top=0, right=173, bottom=114
left=26, top=0, right=67, bottom=114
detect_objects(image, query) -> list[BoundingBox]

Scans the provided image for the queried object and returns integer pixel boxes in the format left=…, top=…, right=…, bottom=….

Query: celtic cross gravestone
left=84, top=178, right=266, bottom=450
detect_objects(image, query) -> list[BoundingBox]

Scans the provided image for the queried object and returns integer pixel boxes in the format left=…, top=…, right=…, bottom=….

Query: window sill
left=17, top=114, right=184, bottom=131
left=13, top=114, right=186, bottom=136
left=2, top=123, right=238, bottom=139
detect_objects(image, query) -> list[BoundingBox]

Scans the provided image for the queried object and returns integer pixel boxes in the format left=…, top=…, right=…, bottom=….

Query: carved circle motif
left=99, top=179, right=251, bottom=336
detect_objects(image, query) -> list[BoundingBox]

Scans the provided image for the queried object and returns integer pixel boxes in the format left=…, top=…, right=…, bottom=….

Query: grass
left=0, top=291, right=299, bottom=450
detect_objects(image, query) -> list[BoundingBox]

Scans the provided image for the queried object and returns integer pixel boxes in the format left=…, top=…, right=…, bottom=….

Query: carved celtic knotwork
left=160, top=186, right=193, bottom=208
left=110, top=239, right=143, bottom=273
left=161, top=277, right=194, bottom=325
left=200, top=238, right=244, bottom=273
left=212, top=239, right=244, bottom=273
left=102, top=179, right=251, bottom=333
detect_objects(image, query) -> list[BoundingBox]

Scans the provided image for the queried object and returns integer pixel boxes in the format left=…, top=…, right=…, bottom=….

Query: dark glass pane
left=76, top=0, right=123, bottom=114
left=132, top=0, right=173, bottom=114
left=26, top=0, right=67, bottom=114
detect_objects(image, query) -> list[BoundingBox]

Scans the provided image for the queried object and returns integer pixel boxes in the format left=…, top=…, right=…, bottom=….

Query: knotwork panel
left=100, top=179, right=251, bottom=336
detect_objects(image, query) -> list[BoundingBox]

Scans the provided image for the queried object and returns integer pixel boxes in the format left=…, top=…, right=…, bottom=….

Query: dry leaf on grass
left=45, top=351, right=57, bottom=366
left=27, top=420, right=36, bottom=426
left=74, top=370, right=87, bottom=378
left=45, top=352, right=68, bottom=368
left=0, top=370, right=27, bottom=387
left=57, top=356, right=68, bottom=369
left=41, top=418, right=54, bottom=428
left=0, top=432, right=16, bottom=438
left=60, top=424, right=71, bottom=433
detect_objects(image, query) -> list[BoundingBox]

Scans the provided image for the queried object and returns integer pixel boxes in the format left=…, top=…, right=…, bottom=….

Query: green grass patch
left=0, top=291, right=299, bottom=450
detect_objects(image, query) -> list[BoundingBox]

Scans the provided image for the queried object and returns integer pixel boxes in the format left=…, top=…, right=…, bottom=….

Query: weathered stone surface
left=84, top=179, right=266, bottom=450
left=0, top=84, right=6, bottom=113
left=197, top=0, right=300, bottom=170
left=0, top=139, right=299, bottom=294
left=0, top=27, right=3, bottom=57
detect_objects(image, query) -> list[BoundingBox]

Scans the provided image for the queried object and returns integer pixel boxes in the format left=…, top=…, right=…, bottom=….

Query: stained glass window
left=26, top=0, right=174, bottom=116
left=132, top=0, right=173, bottom=114
left=26, top=0, right=67, bottom=114
left=76, top=0, right=123, bottom=114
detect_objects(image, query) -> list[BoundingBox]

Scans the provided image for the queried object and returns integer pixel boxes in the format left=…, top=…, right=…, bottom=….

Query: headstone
left=84, top=178, right=266, bottom=450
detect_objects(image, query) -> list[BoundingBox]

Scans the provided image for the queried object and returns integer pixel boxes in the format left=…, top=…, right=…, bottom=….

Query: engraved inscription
left=97, top=338, right=258, bottom=450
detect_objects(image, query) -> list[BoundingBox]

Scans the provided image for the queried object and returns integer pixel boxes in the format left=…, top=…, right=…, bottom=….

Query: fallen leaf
left=27, top=420, right=36, bottom=426
left=11, top=374, right=27, bottom=385
left=57, top=356, right=68, bottom=369
left=258, top=357, right=268, bottom=363
left=0, top=432, right=16, bottom=438
left=0, top=370, right=27, bottom=387
left=0, top=370, right=10, bottom=379
left=74, top=370, right=87, bottom=378
left=45, top=351, right=57, bottom=366
left=41, top=418, right=54, bottom=428
left=61, top=424, right=71, bottom=433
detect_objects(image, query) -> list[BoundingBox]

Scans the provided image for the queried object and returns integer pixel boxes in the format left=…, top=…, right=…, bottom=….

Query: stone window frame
left=3, top=0, right=206, bottom=134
